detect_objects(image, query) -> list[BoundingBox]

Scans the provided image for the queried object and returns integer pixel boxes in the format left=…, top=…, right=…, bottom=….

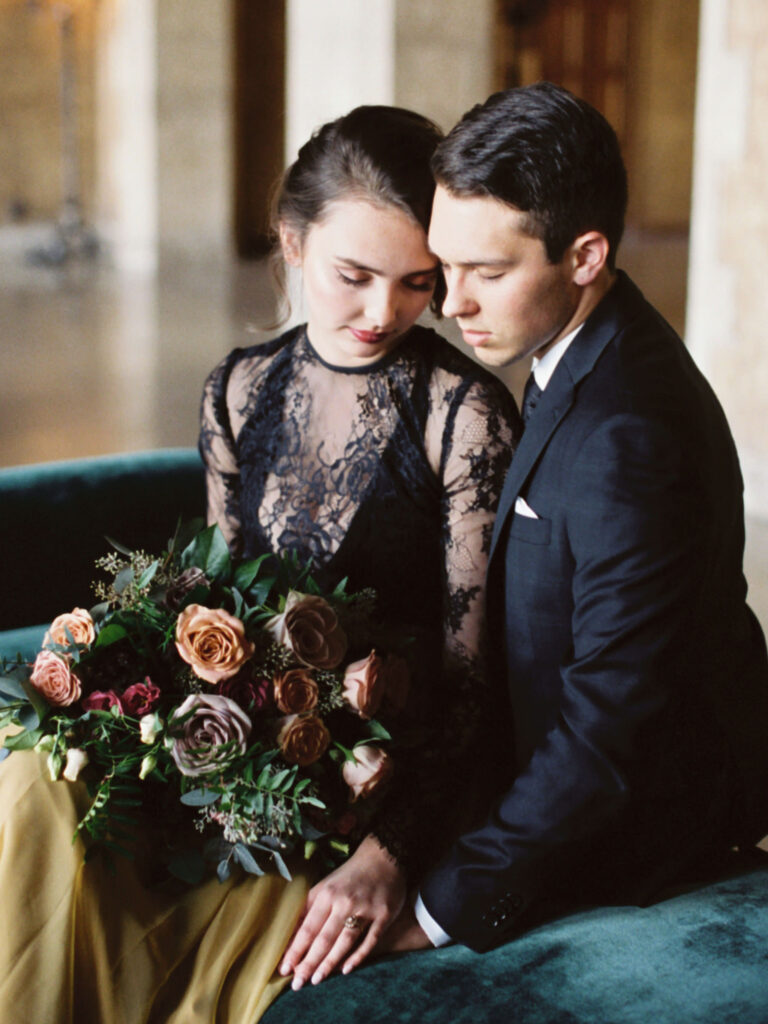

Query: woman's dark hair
left=431, top=82, right=628, bottom=271
left=272, top=105, right=445, bottom=316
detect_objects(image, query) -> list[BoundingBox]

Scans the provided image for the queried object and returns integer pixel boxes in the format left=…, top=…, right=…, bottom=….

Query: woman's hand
left=279, top=835, right=406, bottom=989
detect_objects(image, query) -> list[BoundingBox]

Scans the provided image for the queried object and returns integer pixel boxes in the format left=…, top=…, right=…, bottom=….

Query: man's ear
left=570, top=231, right=610, bottom=285
left=279, top=222, right=303, bottom=267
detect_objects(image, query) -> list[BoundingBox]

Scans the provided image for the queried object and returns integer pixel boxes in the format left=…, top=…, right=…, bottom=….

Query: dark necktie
left=521, top=373, right=543, bottom=425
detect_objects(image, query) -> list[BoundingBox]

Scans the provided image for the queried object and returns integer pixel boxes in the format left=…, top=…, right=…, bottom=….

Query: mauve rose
left=277, top=713, right=331, bottom=766
left=121, top=678, right=162, bottom=717
left=44, top=608, right=96, bottom=650
left=82, top=689, right=124, bottom=713
left=381, top=653, right=410, bottom=713
left=342, top=650, right=385, bottom=720
left=267, top=592, right=347, bottom=669
left=175, top=604, right=254, bottom=684
left=342, top=745, right=393, bottom=802
left=29, top=651, right=82, bottom=707
left=170, top=693, right=252, bottom=777
left=274, top=668, right=319, bottom=715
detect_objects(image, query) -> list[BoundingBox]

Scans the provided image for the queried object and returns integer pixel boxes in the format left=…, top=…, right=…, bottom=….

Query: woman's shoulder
left=407, top=325, right=516, bottom=409
left=204, top=325, right=303, bottom=394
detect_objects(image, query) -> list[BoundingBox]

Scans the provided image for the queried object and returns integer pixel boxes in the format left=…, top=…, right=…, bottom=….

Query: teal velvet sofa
left=2, top=449, right=768, bottom=1023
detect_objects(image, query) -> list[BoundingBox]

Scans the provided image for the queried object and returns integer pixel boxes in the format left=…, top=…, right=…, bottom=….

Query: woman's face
left=281, top=198, right=439, bottom=367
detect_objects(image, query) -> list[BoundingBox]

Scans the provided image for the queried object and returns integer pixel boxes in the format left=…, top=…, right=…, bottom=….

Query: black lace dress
left=200, top=324, right=520, bottom=878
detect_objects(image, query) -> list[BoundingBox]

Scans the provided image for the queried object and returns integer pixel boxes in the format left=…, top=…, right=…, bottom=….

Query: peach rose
left=342, top=650, right=385, bottom=720
left=342, top=745, right=393, bottom=802
left=29, top=650, right=82, bottom=706
left=175, top=604, right=254, bottom=684
left=274, top=668, right=319, bottom=714
left=267, top=592, right=347, bottom=669
left=277, top=713, right=331, bottom=766
left=44, top=608, right=95, bottom=650
left=170, top=693, right=252, bottom=777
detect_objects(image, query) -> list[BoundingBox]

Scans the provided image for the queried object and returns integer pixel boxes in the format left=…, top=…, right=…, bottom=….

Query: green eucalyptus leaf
left=234, top=843, right=264, bottom=876
left=0, top=675, right=30, bottom=702
left=113, top=567, right=134, bottom=594
left=136, top=561, right=160, bottom=590
left=17, top=703, right=40, bottom=731
left=269, top=849, right=293, bottom=882
left=3, top=729, right=43, bottom=751
left=180, top=788, right=220, bottom=807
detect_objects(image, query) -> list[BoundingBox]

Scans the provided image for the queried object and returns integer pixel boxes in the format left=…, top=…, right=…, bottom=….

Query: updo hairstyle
left=271, top=105, right=445, bottom=317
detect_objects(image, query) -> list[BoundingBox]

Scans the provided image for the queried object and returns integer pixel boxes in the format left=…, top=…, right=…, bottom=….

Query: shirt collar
left=531, top=323, right=583, bottom=391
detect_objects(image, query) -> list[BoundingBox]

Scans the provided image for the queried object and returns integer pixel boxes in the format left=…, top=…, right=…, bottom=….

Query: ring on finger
left=343, top=914, right=365, bottom=931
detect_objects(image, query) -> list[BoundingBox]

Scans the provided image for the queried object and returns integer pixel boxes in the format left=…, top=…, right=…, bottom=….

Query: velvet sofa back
left=0, top=448, right=205, bottom=632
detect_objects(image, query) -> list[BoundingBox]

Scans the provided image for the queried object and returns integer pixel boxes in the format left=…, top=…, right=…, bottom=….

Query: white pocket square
left=514, top=496, right=540, bottom=519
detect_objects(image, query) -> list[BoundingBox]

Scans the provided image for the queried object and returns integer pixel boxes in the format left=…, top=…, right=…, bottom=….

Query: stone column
left=687, top=0, right=768, bottom=519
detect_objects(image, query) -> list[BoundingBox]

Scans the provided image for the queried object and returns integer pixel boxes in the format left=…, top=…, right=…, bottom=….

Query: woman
left=0, top=106, right=518, bottom=1023
left=200, top=104, right=520, bottom=995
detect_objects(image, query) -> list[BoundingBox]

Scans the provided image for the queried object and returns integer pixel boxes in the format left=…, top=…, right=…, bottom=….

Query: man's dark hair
left=431, top=82, right=628, bottom=270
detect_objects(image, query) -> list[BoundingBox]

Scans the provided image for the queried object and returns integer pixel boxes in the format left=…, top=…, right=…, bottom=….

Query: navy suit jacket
left=421, top=272, right=768, bottom=952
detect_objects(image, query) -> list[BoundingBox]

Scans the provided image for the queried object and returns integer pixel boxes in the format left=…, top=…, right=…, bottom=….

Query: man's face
left=428, top=186, right=581, bottom=367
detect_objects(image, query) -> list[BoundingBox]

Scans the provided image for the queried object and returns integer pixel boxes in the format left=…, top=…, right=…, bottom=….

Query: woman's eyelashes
left=335, top=269, right=436, bottom=292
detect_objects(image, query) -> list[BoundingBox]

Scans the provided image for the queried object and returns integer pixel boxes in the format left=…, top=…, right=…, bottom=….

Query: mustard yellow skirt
left=0, top=745, right=311, bottom=1024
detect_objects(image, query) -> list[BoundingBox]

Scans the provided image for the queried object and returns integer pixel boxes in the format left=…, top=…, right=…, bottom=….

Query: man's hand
left=375, top=900, right=433, bottom=955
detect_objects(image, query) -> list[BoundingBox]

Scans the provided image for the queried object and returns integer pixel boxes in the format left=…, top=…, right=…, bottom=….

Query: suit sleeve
left=420, top=408, right=713, bottom=951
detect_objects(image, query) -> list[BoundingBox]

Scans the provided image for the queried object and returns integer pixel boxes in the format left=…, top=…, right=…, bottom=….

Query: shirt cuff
left=414, top=892, right=452, bottom=947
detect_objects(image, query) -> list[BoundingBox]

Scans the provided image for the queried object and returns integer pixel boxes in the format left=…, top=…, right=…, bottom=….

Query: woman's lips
left=349, top=328, right=393, bottom=344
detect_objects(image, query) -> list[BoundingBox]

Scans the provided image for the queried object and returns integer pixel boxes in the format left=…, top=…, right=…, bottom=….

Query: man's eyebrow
left=334, top=256, right=439, bottom=276
left=438, top=257, right=512, bottom=269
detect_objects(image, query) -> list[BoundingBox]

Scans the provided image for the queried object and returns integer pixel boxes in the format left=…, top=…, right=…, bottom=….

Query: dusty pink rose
left=44, top=608, right=96, bottom=650
left=169, top=693, right=252, bottom=777
left=29, top=650, right=82, bottom=707
left=175, top=604, right=254, bottom=684
left=267, top=592, right=347, bottom=669
left=342, top=745, right=393, bottom=802
left=381, top=654, right=410, bottom=713
left=274, top=668, right=319, bottom=715
left=342, top=650, right=385, bottom=720
left=277, top=713, right=331, bottom=766
left=82, top=689, right=123, bottom=713
left=122, top=678, right=161, bottom=716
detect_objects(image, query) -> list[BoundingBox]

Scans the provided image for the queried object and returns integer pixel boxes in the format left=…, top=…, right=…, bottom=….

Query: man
left=393, top=81, right=768, bottom=953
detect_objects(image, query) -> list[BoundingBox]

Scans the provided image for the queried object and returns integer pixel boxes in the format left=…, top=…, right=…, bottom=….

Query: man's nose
left=441, top=272, right=477, bottom=319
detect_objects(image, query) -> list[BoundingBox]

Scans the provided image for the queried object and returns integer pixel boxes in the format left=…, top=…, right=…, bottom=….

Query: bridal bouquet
left=0, top=522, right=409, bottom=884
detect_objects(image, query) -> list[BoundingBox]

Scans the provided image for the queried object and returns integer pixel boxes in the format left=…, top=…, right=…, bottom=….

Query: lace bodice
left=200, top=325, right=520, bottom=875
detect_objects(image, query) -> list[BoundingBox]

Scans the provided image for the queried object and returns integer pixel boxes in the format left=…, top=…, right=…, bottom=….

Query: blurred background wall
left=0, top=0, right=765, bottom=527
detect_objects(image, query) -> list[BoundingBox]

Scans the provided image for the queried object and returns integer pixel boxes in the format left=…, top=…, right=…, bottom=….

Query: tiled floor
left=1, top=225, right=766, bottom=635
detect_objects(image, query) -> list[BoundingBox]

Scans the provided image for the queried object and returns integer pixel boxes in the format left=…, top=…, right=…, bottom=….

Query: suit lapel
left=489, top=272, right=644, bottom=564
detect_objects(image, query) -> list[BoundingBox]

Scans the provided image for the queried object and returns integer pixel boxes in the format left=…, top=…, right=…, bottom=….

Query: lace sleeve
left=369, top=375, right=521, bottom=878
left=199, top=353, right=243, bottom=556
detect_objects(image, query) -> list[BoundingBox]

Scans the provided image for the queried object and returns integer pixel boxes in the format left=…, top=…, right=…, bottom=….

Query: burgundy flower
left=217, top=672, right=272, bottom=714
left=82, top=689, right=124, bottom=713
left=122, top=678, right=162, bottom=717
